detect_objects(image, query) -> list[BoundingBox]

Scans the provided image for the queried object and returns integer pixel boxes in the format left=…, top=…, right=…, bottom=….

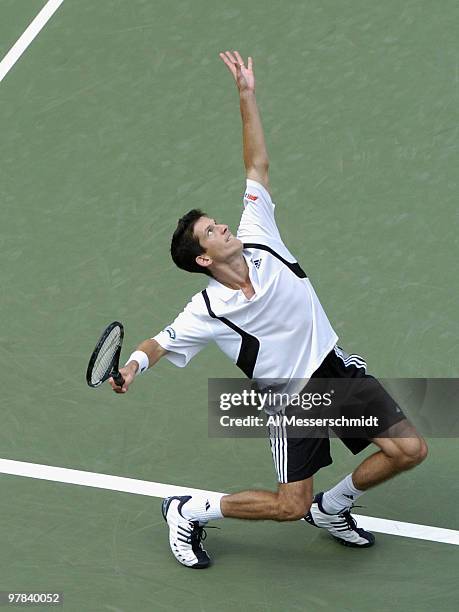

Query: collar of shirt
left=206, top=252, right=259, bottom=303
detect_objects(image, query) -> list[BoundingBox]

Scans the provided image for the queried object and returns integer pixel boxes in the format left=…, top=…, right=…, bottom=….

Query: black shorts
left=268, top=346, right=406, bottom=483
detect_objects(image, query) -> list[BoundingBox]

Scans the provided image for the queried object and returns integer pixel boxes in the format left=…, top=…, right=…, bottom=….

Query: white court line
left=0, top=0, right=65, bottom=83
left=1, top=458, right=458, bottom=546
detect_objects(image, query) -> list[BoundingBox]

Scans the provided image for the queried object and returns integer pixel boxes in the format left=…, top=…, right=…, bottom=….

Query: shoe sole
left=332, top=532, right=376, bottom=548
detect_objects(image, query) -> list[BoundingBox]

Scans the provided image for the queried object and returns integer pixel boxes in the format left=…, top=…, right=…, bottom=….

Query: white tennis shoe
left=305, top=492, right=375, bottom=547
left=162, top=496, right=211, bottom=568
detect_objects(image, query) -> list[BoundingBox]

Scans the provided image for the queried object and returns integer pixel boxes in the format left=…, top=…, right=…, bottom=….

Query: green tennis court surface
left=1, top=0, right=458, bottom=610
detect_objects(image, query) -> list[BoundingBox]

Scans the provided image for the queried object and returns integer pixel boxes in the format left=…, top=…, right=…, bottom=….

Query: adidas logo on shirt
left=253, top=258, right=262, bottom=269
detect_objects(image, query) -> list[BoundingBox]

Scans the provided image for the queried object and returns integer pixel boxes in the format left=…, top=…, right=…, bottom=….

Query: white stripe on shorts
left=268, top=412, right=288, bottom=483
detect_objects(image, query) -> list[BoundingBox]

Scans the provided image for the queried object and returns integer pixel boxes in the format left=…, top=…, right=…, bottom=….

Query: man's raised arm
left=219, top=50, right=270, bottom=194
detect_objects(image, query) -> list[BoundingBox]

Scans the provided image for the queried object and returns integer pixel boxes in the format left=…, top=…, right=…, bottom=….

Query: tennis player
left=109, top=51, right=428, bottom=569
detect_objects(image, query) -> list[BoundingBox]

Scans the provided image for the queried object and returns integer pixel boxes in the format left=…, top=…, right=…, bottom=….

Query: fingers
left=233, top=50, right=245, bottom=67
left=248, top=56, right=253, bottom=71
left=219, top=50, right=250, bottom=75
left=225, top=50, right=239, bottom=65
left=219, top=51, right=237, bottom=77
left=108, top=376, right=128, bottom=394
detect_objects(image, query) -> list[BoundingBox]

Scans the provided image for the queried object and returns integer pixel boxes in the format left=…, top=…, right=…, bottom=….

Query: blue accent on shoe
left=314, top=491, right=332, bottom=515
left=304, top=491, right=333, bottom=525
left=162, top=495, right=192, bottom=522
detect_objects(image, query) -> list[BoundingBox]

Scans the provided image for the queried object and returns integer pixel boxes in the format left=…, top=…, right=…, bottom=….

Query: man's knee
left=276, top=496, right=312, bottom=521
left=393, top=436, right=428, bottom=470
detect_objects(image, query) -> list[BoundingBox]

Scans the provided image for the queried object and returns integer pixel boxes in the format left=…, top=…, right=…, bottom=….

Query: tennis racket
left=86, top=321, right=125, bottom=388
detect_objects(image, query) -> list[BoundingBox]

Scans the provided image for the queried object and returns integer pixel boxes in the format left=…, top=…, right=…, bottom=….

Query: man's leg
left=321, top=420, right=428, bottom=514
left=305, top=347, right=429, bottom=546
left=162, top=479, right=313, bottom=568
left=353, top=422, right=428, bottom=489
left=307, top=420, right=428, bottom=547
left=221, top=478, right=313, bottom=521
left=163, top=423, right=331, bottom=567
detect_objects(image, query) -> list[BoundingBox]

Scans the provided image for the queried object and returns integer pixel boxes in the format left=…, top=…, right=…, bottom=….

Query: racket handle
left=112, top=371, right=125, bottom=387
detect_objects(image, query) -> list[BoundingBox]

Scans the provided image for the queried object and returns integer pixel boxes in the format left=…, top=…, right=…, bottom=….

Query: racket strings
left=90, top=326, right=121, bottom=385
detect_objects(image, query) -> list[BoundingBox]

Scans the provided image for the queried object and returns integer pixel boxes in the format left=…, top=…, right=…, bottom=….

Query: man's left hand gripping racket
left=86, top=321, right=125, bottom=388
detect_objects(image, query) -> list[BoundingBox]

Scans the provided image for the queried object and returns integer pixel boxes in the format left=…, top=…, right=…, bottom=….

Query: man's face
left=193, top=216, right=242, bottom=268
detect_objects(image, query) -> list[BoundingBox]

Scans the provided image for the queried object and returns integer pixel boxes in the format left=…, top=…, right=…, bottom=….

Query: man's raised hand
left=219, top=50, right=255, bottom=93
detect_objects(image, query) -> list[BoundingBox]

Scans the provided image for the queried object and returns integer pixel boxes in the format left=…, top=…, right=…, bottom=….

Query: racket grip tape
left=112, top=371, right=125, bottom=387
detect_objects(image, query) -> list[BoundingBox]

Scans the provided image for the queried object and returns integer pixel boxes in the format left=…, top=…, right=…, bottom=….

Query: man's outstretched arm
left=219, top=50, right=270, bottom=194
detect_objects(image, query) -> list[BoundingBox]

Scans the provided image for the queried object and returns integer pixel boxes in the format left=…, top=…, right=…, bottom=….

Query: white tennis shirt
left=153, top=179, right=338, bottom=384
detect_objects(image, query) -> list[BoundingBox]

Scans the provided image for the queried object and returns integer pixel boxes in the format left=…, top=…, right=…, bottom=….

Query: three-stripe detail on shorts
left=268, top=413, right=288, bottom=483
left=333, top=346, right=367, bottom=371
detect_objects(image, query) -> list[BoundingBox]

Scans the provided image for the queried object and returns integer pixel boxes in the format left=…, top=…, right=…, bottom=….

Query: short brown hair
left=170, top=209, right=212, bottom=276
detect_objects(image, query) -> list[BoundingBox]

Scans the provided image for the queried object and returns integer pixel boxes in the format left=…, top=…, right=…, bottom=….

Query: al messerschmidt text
left=220, top=415, right=379, bottom=428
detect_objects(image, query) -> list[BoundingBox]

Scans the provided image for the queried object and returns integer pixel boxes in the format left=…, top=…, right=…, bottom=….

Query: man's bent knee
left=276, top=497, right=312, bottom=521
left=416, top=437, right=428, bottom=463
left=375, top=421, right=428, bottom=471
left=275, top=478, right=313, bottom=521
left=394, top=436, right=428, bottom=470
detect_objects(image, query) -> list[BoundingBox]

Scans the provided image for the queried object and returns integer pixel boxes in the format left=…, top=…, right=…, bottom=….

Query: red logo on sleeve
left=245, top=193, right=259, bottom=201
